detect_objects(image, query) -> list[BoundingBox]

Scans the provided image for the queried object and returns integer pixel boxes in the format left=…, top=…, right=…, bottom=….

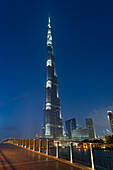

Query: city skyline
left=0, top=0, right=113, bottom=140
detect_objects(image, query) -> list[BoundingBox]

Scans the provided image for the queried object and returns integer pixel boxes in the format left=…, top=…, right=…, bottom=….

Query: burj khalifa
left=41, top=17, right=63, bottom=139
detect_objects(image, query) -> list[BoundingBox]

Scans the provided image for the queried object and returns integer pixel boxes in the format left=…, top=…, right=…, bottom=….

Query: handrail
left=1, top=138, right=113, bottom=170
left=1, top=137, right=113, bottom=145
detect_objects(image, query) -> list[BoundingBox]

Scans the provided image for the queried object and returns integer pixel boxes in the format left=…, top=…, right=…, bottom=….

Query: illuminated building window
left=57, top=89, right=59, bottom=97
left=46, top=106, right=51, bottom=110
left=46, top=80, right=52, bottom=88
left=48, top=29, right=51, bottom=34
left=46, top=60, right=52, bottom=67
left=47, top=39, right=52, bottom=45
left=46, top=103, right=51, bottom=110
left=49, top=36, right=52, bottom=40
left=45, top=124, right=51, bottom=135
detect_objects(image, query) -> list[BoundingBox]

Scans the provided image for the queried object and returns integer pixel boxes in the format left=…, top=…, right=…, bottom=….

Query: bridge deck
left=0, top=143, right=81, bottom=170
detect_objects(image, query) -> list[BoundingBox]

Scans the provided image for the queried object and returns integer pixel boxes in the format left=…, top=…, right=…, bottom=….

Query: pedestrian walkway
left=0, top=143, right=81, bottom=170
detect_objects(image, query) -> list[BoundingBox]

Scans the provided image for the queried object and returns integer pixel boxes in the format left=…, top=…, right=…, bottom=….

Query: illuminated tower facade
left=65, top=118, right=76, bottom=139
left=85, top=118, right=95, bottom=139
left=41, top=17, right=63, bottom=139
left=107, top=111, right=113, bottom=134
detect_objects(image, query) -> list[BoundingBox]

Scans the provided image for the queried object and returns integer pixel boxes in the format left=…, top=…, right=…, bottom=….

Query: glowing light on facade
left=45, top=124, right=51, bottom=135
left=46, top=60, right=52, bottom=67
left=46, top=103, right=52, bottom=110
left=57, top=89, right=59, bottom=97
left=46, top=80, right=52, bottom=88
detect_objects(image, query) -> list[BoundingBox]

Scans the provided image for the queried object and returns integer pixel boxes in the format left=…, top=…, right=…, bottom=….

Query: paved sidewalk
left=0, top=143, right=80, bottom=170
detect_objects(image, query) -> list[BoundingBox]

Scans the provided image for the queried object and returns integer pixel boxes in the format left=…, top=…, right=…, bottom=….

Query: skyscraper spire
left=41, top=17, right=63, bottom=139
left=47, top=16, right=52, bottom=47
left=48, top=16, right=50, bottom=24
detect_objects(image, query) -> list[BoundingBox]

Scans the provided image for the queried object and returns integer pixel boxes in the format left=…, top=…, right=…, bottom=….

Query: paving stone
left=0, top=144, right=80, bottom=170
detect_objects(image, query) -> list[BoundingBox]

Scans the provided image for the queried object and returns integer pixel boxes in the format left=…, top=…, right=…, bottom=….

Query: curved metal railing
left=1, top=138, right=113, bottom=170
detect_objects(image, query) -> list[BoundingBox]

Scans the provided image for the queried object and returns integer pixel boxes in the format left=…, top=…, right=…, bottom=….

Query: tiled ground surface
left=0, top=143, right=80, bottom=170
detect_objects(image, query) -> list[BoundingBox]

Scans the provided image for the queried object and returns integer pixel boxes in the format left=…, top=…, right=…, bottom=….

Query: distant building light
left=48, top=29, right=51, bottom=34
left=46, top=103, right=51, bottom=110
left=46, top=80, right=52, bottom=88
left=46, top=60, right=52, bottom=67
left=45, top=123, right=51, bottom=135
left=107, top=110, right=112, bottom=114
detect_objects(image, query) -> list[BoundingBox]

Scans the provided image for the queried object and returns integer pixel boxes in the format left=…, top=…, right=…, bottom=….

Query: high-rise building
left=107, top=111, right=113, bottom=134
left=65, top=118, right=76, bottom=139
left=85, top=118, right=95, bottom=139
left=72, top=128, right=89, bottom=141
left=41, top=17, right=63, bottom=139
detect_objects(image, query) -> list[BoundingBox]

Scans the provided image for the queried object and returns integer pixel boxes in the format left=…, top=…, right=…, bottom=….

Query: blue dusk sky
left=0, top=0, right=113, bottom=140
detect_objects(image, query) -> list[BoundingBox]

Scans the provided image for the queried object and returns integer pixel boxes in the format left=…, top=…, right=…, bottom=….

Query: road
left=0, top=143, right=81, bottom=170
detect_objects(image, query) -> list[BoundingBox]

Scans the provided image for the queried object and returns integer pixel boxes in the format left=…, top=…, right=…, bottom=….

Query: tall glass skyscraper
left=41, top=17, right=63, bottom=139
left=107, top=111, right=113, bottom=134
left=85, top=118, right=95, bottom=139
left=65, top=118, right=76, bottom=139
